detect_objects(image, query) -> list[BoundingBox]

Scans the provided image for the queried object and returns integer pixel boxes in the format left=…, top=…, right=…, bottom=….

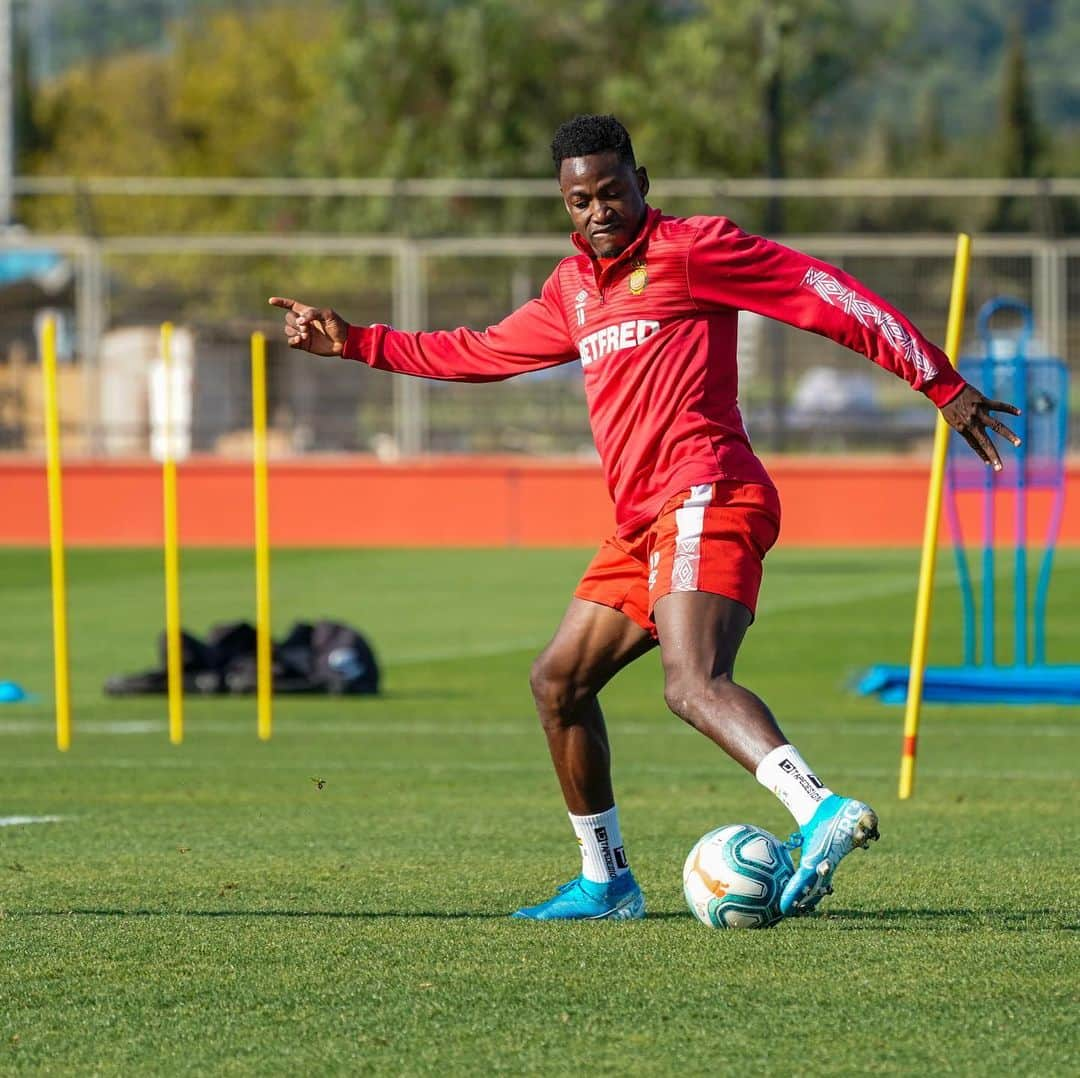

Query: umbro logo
left=574, top=289, right=588, bottom=327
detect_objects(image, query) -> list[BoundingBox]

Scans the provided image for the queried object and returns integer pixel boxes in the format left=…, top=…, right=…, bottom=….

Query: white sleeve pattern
left=801, top=266, right=937, bottom=381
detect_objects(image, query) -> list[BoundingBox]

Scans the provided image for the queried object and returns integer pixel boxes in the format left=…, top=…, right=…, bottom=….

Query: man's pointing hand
left=268, top=297, right=350, bottom=356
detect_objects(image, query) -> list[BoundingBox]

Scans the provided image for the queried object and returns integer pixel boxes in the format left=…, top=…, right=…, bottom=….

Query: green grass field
left=1, top=546, right=1077, bottom=1075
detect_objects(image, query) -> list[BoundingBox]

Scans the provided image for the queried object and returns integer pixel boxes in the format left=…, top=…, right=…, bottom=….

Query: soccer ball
left=682, top=824, right=795, bottom=929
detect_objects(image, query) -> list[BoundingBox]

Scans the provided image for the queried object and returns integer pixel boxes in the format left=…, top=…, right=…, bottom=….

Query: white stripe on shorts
left=670, top=483, right=714, bottom=592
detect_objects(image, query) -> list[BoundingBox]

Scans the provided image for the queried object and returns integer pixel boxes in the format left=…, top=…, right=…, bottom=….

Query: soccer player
left=270, top=114, right=1019, bottom=921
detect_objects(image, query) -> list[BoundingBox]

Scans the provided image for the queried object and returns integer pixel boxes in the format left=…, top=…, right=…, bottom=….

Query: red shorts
left=574, top=481, right=781, bottom=637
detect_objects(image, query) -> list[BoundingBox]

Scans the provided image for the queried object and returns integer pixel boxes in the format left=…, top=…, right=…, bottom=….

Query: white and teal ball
left=682, top=824, right=795, bottom=929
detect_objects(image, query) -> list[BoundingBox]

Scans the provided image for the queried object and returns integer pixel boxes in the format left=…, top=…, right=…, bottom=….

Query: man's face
left=558, top=152, right=649, bottom=258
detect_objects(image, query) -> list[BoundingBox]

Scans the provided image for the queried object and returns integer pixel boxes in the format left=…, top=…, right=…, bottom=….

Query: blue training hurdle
left=857, top=297, right=1080, bottom=705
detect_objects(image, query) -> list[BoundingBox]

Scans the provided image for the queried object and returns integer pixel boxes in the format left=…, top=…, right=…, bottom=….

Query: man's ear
left=636, top=167, right=650, bottom=198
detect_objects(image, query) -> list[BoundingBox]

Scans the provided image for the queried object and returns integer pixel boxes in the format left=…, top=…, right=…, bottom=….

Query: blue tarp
left=0, top=250, right=63, bottom=287
left=856, top=664, right=1080, bottom=705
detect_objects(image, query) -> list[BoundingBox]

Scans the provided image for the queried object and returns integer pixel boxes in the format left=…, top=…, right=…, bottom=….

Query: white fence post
left=392, top=240, right=426, bottom=456
left=1035, top=241, right=1067, bottom=359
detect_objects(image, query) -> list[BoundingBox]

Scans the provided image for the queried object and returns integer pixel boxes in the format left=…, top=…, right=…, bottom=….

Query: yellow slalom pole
left=251, top=332, right=273, bottom=741
left=899, top=233, right=972, bottom=800
left=41, top=316, right=72, bottom=751
left=161, top=322, right=184, bottom=746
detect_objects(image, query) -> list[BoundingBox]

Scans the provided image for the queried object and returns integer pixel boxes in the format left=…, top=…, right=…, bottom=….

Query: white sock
left=569, top=806, right=630, bottom=883
left=755, top=744, right=835, bottom=826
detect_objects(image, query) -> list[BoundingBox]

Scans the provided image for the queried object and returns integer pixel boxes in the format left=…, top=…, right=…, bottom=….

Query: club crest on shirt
left=628, top=260, right=648, bottom=295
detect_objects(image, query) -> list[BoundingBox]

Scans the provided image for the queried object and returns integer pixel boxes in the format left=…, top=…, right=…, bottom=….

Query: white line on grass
left=0, top=718, right=1076, bottom=738
left=0, top=815, right=66, bottom=827
left=0, top=720, right=163, bottom=736
left=1, top=758, right=1074, bottom=783
left=0, top=717, right=1075, bottom=743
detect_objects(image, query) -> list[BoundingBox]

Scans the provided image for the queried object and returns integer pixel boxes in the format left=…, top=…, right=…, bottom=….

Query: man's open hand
left=940, top=384, right=1021, bottom=472
left=268, top=297, right=349, bottom=356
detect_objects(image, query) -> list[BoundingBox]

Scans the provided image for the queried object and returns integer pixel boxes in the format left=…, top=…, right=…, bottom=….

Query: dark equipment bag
left=104, top=619, right=379, bottom=697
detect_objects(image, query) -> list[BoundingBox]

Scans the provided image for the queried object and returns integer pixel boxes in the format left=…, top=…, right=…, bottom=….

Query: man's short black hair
left=551, top=114, right=636, bottom=175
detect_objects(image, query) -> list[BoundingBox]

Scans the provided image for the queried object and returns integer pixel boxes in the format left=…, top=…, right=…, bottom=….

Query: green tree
left=999, top=17, right=1041, bottom=178
left=13, top=17, right=43, bottom=170
left=916, top=84, right=946, bottom=163
left=994, top=17, right=1044, bottom=231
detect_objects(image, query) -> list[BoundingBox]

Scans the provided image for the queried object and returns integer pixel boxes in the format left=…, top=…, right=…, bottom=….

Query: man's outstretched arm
left=269, top=271, right=579, bottom=384
left=687, top=218, right=1021, bottom=470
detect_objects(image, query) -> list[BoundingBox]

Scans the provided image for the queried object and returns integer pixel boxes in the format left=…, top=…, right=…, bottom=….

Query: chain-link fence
left=1, top=230, right=1076, bottom=458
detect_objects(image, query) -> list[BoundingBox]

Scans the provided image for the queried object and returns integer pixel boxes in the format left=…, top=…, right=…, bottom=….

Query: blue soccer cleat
left=511, top=871, right=646, bottom=921
left=780, top=795, right=880, bottom=917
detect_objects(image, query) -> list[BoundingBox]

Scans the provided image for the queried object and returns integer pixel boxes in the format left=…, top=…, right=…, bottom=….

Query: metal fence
left=1, top=230, right=1077, bottom=458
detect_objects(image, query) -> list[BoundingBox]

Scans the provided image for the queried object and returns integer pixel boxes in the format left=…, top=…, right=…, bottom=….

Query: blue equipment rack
left=857, top=298, right=1077, bottom=705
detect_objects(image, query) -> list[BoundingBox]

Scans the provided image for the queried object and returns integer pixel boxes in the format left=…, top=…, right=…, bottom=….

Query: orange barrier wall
left=2, top=456, right=1078, bottom=547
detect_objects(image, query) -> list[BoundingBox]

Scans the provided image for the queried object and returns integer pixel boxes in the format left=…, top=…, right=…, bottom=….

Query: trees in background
left=15, top=0, right=1078, bottom=237
left=992, top=18, right=1046, bottom=231
left=999, top=18, right=1043, bottom=181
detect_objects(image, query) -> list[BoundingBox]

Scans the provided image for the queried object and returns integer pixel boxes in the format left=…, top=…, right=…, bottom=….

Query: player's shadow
left=17, top=907, right=691, bottom=921
left=29, top=908, right=1069, bottom=927
left=19, top=908, right=505, bottom=920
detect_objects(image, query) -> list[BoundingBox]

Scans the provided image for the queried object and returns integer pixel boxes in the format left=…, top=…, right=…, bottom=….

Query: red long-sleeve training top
left=343, top=207, right=967, bottom=537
